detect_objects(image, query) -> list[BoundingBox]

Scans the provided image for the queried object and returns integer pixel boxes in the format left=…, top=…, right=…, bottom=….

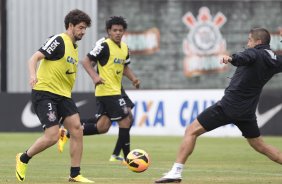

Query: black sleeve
left=125, top=47, right=131, bottom=66
left=39, top=35, right=65, bottom=60
left=274, top=55, right=282, bottom=72
left=231, top=48, right=257, bottom=66
left=87, top=42, right=109, bottom=66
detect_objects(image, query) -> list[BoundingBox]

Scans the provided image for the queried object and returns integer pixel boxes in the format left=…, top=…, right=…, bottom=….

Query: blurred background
left=0, top=0, right=282, bottom=136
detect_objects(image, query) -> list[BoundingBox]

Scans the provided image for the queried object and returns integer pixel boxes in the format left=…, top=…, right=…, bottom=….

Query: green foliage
left=1, top=133, right=282, bottom=184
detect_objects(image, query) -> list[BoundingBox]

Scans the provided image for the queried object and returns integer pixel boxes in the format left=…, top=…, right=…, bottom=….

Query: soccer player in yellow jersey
left=15, top=9, right=94, bottom=183
left=82, top=16, right=140, bottom=160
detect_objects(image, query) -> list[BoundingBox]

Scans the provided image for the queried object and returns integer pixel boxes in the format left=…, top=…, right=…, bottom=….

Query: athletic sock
left=20, top=151, right=32, bottom=164
left=83, top=122, right=99, bottom=135
left=163, top=163, right=183, bottom=179
left=70, top=167, right=80, bottom=178
left=66, top=118, right=99, bottom=137
left=112, top=136, right=122, bottom=156
left=119, top=128, right=130, bottom=159
left=81, top=117, right=97, bottom=124
left=171, top=163, right=184, bottom=174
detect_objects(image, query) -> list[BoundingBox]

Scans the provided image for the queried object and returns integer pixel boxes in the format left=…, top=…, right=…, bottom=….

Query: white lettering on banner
left=133, top=101, right=165, bottom=127
left=108, top=90, right=242, bottom=137
left=179, top=100, right=216, bottom=127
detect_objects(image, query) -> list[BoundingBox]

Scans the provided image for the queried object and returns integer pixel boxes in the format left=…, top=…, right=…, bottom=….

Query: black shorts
left=95, top=95, right=129, bottom=122
left=121, top=88, right=134, bottom=109
left=31, top=90, right=78, bottom=129
left=197, top=103, right=260, bottom=138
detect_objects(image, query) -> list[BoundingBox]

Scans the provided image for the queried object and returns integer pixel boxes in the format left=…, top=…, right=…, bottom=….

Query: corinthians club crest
left=182, top=7, right=228, bottom=77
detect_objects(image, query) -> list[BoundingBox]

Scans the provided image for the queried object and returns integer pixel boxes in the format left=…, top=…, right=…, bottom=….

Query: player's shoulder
left=41, top=34, right=64, bottom=50
left=89, top=40, right=108, bottom=57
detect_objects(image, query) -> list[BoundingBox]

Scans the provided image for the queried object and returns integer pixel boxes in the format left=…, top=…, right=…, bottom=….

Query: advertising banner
left=109, top=90, right=241, bottom=136
left=1, top=89, right=282, bottom=136
left=0, top=93, right=96, bottom=132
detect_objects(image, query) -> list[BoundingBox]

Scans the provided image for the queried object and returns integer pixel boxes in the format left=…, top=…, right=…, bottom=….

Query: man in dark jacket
left=155, top=28, right=282, bottom=183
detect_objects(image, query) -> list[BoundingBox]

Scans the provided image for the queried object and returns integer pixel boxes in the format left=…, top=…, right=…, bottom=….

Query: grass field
left=1, top=133, right=282, bottom=184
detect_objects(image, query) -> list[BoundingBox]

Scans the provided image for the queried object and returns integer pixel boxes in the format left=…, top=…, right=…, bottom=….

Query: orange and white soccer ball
left=126, top=149, right=150, bottom=173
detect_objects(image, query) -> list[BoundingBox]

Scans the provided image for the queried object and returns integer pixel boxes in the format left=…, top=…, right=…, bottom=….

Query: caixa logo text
left=179, top=100, right=216, bottom=127
left=112, top=100, right=164, bottom=127
left=112, top=99, right=218, bottom=127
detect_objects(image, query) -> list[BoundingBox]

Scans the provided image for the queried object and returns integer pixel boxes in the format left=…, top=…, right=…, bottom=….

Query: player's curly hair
left=105, top=16, right=127, bottom=30
left=64, top=9, right=91, bottom=29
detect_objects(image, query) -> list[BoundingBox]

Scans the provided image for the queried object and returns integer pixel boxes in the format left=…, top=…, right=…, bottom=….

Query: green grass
left=1, top=133, right=282, bottom=184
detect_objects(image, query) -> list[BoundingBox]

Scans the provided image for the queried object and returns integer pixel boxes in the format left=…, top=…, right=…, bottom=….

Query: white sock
left=171, top=163, right=184, bottom=173
left=164, top=163, right=184, bottom=178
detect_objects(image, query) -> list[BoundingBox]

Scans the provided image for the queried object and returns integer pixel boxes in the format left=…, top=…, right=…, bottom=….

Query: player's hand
left=29, top=75, right=38, bottom=88
left=93, top=76, right=105, bottom=86
left=132, top=79, right=140, bottom=89
left=221, top=55, right=232, bottom=64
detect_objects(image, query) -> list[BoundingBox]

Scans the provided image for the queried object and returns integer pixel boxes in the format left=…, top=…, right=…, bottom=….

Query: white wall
left=7, top=0, right=97, bottom=92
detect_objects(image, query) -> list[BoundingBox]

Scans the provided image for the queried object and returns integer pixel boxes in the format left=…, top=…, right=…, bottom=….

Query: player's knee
left=46, top=134, right=60, bottom=145
left=69, top=124, right=83, bottom=136
left=44, top=126, right=61, bottom=145
left=119, top=115, right=132, bottom=128
left=128, top=112, right=133, bottom=123
left=248, top=138, right=266, bottom=153
left=98, top=125, right=110, bottom=133
left=97, top=120, right=111, bottom=134
left=186, top=121, right=205, bottom=137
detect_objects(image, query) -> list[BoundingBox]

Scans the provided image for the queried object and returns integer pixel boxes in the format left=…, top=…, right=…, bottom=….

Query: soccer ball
left=126, top=149, right=150, bottom=173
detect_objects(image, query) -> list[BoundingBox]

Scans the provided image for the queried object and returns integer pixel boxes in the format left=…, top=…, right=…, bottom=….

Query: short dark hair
left=105, top=16, right=127, bottom=31
left=250, top=28, right=270, bottom=45
left=64, top=9, right=91, bottom=29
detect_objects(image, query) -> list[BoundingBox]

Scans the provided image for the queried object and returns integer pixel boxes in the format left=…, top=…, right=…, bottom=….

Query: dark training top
left=220, top=44, right=282, bottom=120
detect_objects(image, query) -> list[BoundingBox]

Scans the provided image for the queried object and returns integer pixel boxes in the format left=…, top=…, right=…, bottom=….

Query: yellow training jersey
left=87, top=38, right=130, bottom=96
left=33, top=33, right=78, bottom=98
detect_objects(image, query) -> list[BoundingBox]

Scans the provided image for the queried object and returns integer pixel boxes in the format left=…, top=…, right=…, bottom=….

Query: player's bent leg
left=59, top=115, right=111, bottom=155
left=96, top=115, right=111, bottom=134
left=16, top=125, right=60, bottom=181
left=247, top=136, right=282, bottom=164
left=27, top=125, right=60, bottom=156
left=176, top=119, right=206, bottom=163
left=155, top=119, right=206, bottom=183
